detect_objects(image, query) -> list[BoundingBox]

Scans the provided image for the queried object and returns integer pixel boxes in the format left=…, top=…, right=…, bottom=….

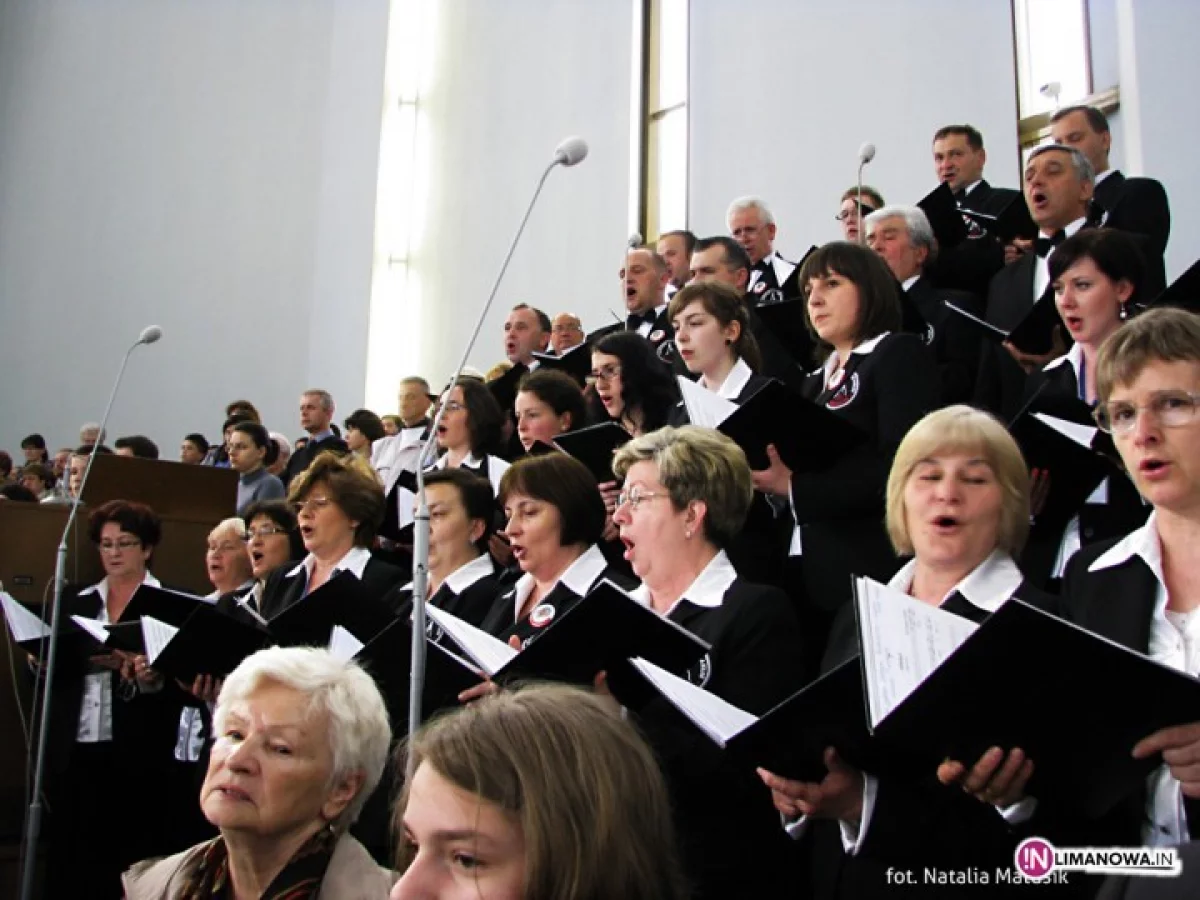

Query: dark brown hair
left=499, top=454, right=605, bottom=548
left=87, top=499, right=162, bottom=547
left=798, top=241, right=902, bottom=363
left=287, top=452, right=385, bottom=547
left=668, top=280, right=763, bottom=372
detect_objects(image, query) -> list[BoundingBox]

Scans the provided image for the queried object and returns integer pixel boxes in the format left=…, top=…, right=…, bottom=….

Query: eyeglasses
left=99, top=538, right=142, bottom=553
left=834, top=204, right=875, bottom=222
left=588, top=365, right=622, bottom=384
left=440, top=401, right=465, bottom=414
left=243, top=526, right=289, bottom=541
left=615, top=486, right=665, bottom=510
left=291, top=495, right=334, bottom=515
left=1094, top=390, right=1200, bottom=434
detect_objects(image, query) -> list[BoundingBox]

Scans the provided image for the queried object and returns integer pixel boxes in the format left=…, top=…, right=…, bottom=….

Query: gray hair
left=864, top=205, right=937, bottom=257
left=214, top=646, right=392, bottom=831
left=302, top=389, right=335, bottom=412
left=269, top=431, right=292, bottom=461
left=725, top=195, right=775, bottom=227
left=209, top=517, right=247, bottom=542
left=79, top=422, right=106, bottom=442
left=1027, top=143, right=1095, bottom=185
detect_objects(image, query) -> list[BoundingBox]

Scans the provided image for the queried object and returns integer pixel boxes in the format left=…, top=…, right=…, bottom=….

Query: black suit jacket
left=627, top=578, right=809, bottom=900
left=588, top=305, right=677, bottom=363
left=259, top=555, right=409, bottom=621
left=1018, top=361, right=1150, bottom=588
left=929, top=179, right=1022, bottom=296
left=803, top=577, right=1068, bottom=900
left=904, top=276, right=988, bottom=405
left=1094, top=171, right=1171, bottom=258
left=790, top=333, right=940, bottom=610
left=283, top=433, right=349, bottom=487
left=985, top=250, right=1042, bottom=333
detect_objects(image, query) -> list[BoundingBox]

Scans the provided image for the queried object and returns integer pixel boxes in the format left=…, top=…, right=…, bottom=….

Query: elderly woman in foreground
left=122, top=646, right=394, bottom=899
left=392, top=683, right=687, bottom=900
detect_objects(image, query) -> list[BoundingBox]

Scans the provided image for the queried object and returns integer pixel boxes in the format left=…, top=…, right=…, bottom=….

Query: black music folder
left=945, top=291, right=1062, bottom=356
left=1009, top=408, right=1116, bottom=528
left=630, top=655, right=885, bottom=782
left=852, top=577, right=1200, bottom=818
left=350, top=616, right=482, bottom=724
left=552, top=422, right=632, bottom=484
left=918, top=183, right=969, bottom=249
left=142, top=606, right=269, bottom=682
left=1144, top=256, right=1200, bottom=314
left=267, top=572, right=398, bottom=648
left=705, top=378, right=867, bottom=473
left=532, top=343, right=591, bottom=386
left=66, top=615, right=147, bottom=655
left=750, top=299, right=815, bottom=369
left=426, top=579, right=710, bottom=688
left=962, top=195, right=1037, bottom=243
left=122, top=584, right=212, bottom=628
left=486, top=361, right=527, bottom=414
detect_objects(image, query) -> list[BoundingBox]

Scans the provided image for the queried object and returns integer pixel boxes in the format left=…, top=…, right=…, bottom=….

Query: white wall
left=688, top=0, right=1020, bottom=258
left=0, top=0, right=388, bottom=457
left=1117, top=0, right=1200, bottom=279
left=415, top=0, right=634, bottom=386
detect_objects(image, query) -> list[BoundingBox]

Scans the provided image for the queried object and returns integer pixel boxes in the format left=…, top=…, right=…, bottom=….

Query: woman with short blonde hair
left=760, top=405, right=1054, bottom=896
left=393, top=683, right=686, bottom=900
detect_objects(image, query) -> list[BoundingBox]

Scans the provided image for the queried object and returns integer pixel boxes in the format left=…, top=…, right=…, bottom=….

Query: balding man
left=588, top=245, right=675, bottom=361
left=1050, top=104, right=1170, bottom=257
left=550, top=313, right=585, bottom=355
left=283, top=389, right=349, bottom=486
left=726, top=196, right=796, bottom=304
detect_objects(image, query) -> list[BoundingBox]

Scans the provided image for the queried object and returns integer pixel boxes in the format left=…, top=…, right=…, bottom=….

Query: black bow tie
left=1035, top=231, right=1066, bottom=258
left=627, top=311, right=655, bottom=330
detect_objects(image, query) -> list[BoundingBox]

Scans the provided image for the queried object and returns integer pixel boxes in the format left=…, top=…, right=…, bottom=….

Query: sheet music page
left=328, top=624, right=365, bottom=663
left=141, top=615, right=180, bottom=665
left=630, top=657, right=755, bottom=744
left=677, top=376, right=737, bottom=429
left=1034, top=412, right=1097, bottom=448
left=70, top=615, right=111, bottom=644
left=854, top=577, right=978, bottom=729
left=425, top=604, right=516, bottom=676
left=0, top=592, right=51, bottom=642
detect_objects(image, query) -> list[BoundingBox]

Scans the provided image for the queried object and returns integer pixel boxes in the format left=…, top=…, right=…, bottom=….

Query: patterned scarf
left=177, top=826, right=337, bottom=900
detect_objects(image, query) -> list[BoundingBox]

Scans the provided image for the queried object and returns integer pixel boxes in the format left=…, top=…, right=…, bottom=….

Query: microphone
left=627, top=231, right=644, bottom=248
left=406, top=138, right=586, bottom=770
left=856, top=142, right=876, bottom=245
left=20, top=325, right=162, bottom=900
left=554, top=136, right=588, bottom=167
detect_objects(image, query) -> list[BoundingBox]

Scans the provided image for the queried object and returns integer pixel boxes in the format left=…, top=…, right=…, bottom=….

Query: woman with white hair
left=123, top=646, right=395, bottom=898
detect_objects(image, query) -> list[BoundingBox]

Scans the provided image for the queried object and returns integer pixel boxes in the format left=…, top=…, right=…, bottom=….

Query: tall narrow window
left=366, top=0, right=437, bottom=412
left=1013, top=0, right=1118, bottom=148
left=640, top=0, right=689, bottom=241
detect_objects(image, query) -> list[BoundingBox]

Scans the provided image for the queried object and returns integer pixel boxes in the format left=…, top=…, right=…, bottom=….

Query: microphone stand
left=406, top=153, right=574, bottom=778
left=19, top=334, right=155, bottom=900
left=856, top=160, right=868, bottom=246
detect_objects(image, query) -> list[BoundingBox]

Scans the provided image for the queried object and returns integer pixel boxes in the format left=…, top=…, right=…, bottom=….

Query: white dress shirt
left=75, top=571, right=161, bottom=744
left=509, top=544, right=608, bottom=624
left=1089, top=513, right=1196, bottom=846
left=630, top=549, right=736, bottom=617
left=702, top=356, right=754, bottom=400
left=1032, top=216, right=1089, bottom=302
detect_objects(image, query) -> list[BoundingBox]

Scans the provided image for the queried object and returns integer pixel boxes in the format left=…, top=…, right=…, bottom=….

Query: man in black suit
left=689, top=235, right=810, bottom=385
left=1051, top=104, right=1171, bottom=258
left=985, top=144, right=1097, bottom=372
left=865, top=205, right=986, bottom=404
left=726, top=196, right=797, bottom=305
left=587, top=245, right=676, bottom=361
left=283, top=389, right=349, bottom=486
left=928, top=124, right=1023, bottom=295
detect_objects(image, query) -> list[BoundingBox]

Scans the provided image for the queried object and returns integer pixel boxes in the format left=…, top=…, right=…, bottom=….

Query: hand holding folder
left=424, top=579, right=709, bottom=692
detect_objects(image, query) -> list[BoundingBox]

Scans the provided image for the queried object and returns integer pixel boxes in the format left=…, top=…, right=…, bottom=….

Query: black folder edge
left=122, top=584, right=211, bottom=628
left=149, top=604, right=270, bottom=683
left=853, top=589, right=1200, bottom=818
left=1008, top=410, right=1115, bottom=527
left=944, top=294, right=1060, bottom=356
left=493, top=579, right=709, bottom=686
left=551, top=422, right=633, bottom=484
left=918, top=183, right=968, bottom=249
left=718, top=379, right=868, bottom=473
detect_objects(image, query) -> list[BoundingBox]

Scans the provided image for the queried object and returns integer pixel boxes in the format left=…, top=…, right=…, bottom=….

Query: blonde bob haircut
left=612, top=425, right=753, bottom=550
left=885, top=405, right=1031, bottom=556
left=395, top=683, right=687, bottom=900
left=215, top=646, right=392, bottom=832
